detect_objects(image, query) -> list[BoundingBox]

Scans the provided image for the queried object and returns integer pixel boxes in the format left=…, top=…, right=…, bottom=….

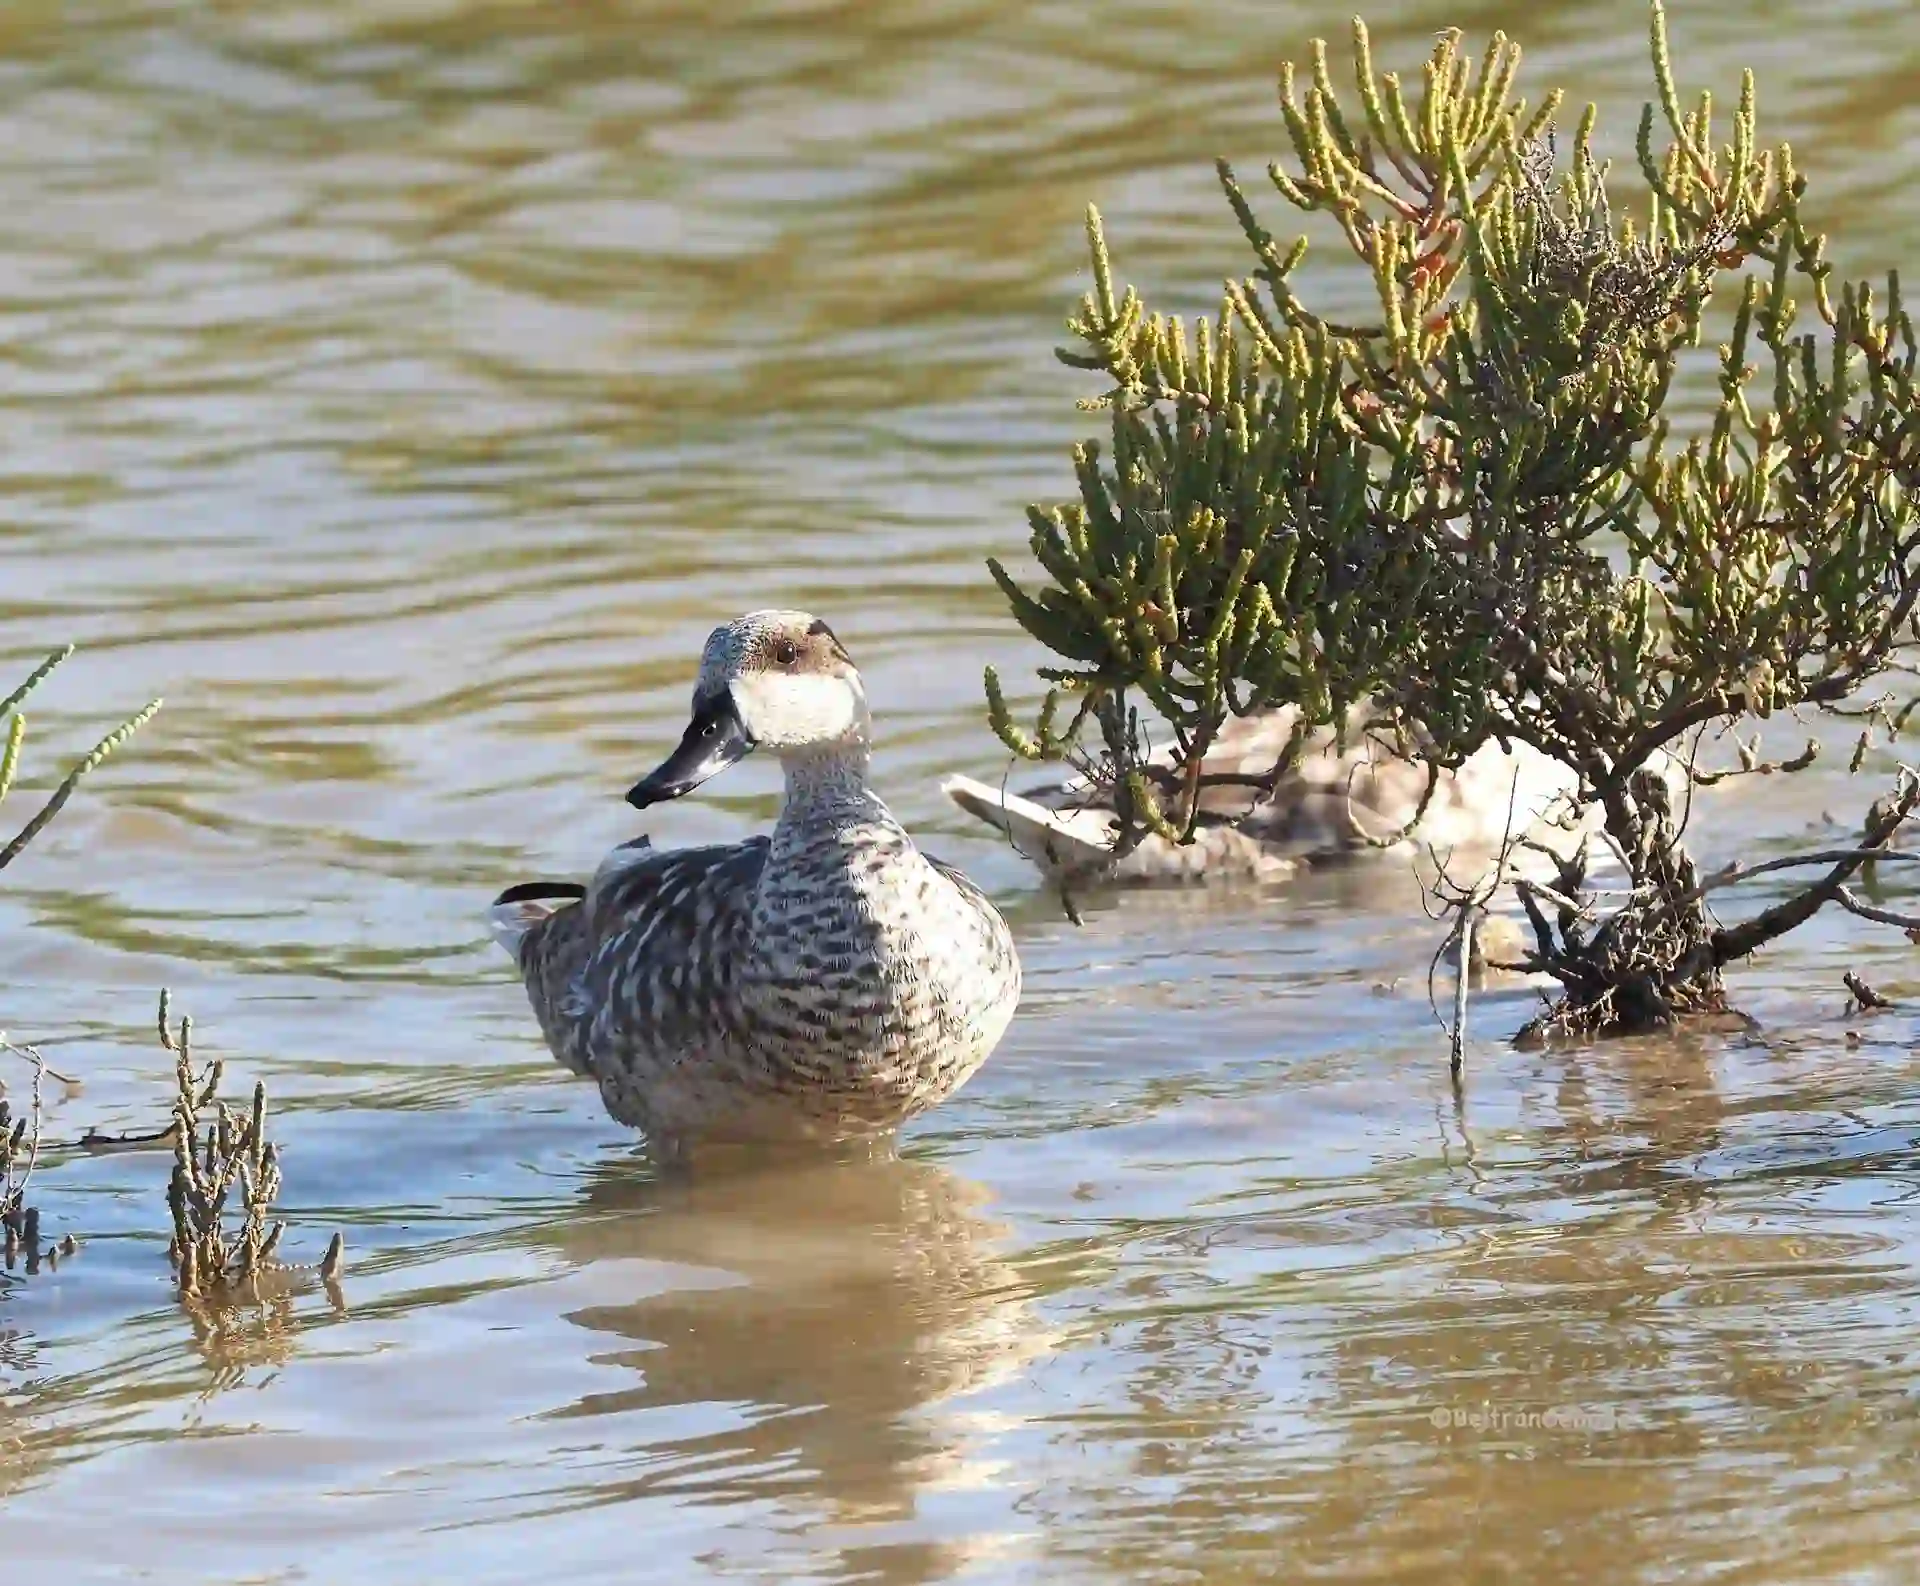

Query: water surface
left=7, top=2, right=1920, bottom=1580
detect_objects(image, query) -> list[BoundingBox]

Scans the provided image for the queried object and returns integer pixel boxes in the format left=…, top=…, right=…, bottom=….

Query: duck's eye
left=772, top=637, right=799, bottom=667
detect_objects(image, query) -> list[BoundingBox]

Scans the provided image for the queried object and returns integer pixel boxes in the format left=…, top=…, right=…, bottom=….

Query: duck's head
left=627, top=610, right=867, bottom=808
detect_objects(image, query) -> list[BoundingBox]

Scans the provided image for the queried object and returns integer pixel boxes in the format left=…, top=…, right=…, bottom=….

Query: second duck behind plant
left=944, top=705, right=1593, bottom=887
left=491, top=610, right=1021, bottom=1145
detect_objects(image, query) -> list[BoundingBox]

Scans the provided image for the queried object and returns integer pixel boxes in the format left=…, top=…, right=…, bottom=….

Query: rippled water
left=7, top=1, right=1920, bottom=1580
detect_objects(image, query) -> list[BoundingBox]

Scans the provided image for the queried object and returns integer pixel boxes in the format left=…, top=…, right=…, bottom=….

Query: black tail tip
left=492, top=880, right=588, bottom=909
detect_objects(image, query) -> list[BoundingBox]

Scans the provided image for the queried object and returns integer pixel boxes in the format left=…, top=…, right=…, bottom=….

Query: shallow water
left=7, top=1, right=1920, bottom=1580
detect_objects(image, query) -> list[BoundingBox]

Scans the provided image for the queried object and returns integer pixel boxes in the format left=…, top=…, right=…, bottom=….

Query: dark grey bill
left=626, top=690, right=756, bottom=808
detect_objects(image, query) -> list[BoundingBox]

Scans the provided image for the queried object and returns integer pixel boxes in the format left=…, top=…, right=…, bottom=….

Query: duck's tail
left=941, top=774, right=1115, bottom=874
left=488, top=880, right=587, bottom=960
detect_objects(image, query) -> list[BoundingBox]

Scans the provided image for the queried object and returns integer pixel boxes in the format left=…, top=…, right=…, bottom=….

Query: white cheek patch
left=733, top=672, right=863, bottom=748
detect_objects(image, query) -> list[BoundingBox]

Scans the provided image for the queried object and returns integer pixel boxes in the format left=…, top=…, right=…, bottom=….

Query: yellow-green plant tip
left=0, top=713, right=23, bottom=807
left=0, top=645, right=73, bottom=720
left=0, top=639, right=163, bottom=880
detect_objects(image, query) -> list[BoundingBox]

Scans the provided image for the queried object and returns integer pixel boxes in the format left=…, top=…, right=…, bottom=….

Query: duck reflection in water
left=529, top=1145, right=1051, bottom=1569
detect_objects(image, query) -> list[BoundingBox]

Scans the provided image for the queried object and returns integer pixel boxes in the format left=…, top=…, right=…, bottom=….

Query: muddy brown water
left=6, top=2, right=1920, bottom=1581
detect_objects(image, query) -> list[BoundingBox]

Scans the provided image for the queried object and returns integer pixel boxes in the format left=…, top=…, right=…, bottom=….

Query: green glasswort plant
left=986, top=3, right=1920, bottom=1038
left=1, top=653, right=339, bottom=1298
left=160, top=989, right=345, bottom=1297
left=1, top=644, right=159, bottom=876
left=1, top=645, right=157, bottom=1255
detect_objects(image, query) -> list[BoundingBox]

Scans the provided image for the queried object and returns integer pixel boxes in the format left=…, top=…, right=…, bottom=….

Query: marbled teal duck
left=491, top=611, right=1021, bottom=1143
left=944, top=704, right=1594, bottom=887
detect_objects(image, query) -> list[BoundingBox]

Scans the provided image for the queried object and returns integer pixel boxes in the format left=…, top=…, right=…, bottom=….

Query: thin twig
left=1425, top=769, right=1529, bottom=1076
left=1712, top=774, right=1920, bottom=966
left=1836, top=884, right=1920, bottom=936
left=1514, top=876, right=1589, bottom=919
left=1348, top=745, right=1442, bottom=849
left=1450, top=910, right=1473, bottom=1078
left=1, top=1037, right=78, bottom=1088
left=1679, top=847, right=1920, bottom=908
left=1, top=1041, right=46, bottom=1219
